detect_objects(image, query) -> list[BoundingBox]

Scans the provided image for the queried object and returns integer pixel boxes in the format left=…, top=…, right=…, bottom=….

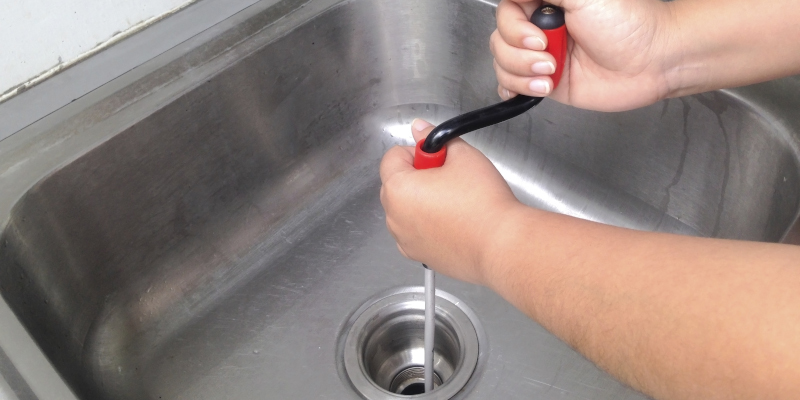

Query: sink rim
left=1, top=0, right=800, bottom=399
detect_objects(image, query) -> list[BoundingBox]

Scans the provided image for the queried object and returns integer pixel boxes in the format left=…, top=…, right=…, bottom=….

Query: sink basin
left=1, top=0, right=800, bottom=399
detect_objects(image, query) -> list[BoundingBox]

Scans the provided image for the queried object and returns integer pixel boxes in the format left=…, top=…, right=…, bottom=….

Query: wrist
left=658, top=0, right=703, bottom=99
left=476, top=202, right=536, bottom=292
left=660, top=0, right=744, bottom=98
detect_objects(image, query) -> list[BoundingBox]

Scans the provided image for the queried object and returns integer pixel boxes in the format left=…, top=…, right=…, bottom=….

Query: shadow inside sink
left=1, top=0, right=799, bottom=399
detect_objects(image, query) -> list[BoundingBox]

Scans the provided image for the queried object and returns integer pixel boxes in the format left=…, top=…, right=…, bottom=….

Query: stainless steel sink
left=1, top=0, right=800, bottom=399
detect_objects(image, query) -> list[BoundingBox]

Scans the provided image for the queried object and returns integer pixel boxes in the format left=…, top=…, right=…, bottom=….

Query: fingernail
left=529, top=79, right=551, bottom=95
left=503, top=88, right=511, bottom=99
left=412, top=118, right=433, bottom=131
left=531, top=61, right=555, bottom=75
left=522, top=36, right=546, bottom=51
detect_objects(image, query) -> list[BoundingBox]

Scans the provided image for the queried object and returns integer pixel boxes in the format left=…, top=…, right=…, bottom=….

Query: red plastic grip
left=542, top=24, right=567, bottom=89
left=413, top=139, right=447, bottom=170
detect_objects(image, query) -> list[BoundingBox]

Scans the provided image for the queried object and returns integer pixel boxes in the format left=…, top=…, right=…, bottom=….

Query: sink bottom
left=0, top=101, right=656, bottom=400
left=3, top=99, right=777, bottom=400
left=127, top=171, right=645, bottom=400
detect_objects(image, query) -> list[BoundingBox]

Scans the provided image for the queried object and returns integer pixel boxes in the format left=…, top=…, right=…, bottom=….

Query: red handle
left=412, top=5, right=566, bottom=170
left=531, top=4, right=567, bottom=89
left=414, top=139, right=447, bottom=169
left=542, top=24, right=567, bottom=88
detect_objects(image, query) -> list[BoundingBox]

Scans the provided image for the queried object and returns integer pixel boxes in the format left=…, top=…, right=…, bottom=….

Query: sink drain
left=391, top=366, right=442, bottom=395
left=340, top=287, right=484, bottom=399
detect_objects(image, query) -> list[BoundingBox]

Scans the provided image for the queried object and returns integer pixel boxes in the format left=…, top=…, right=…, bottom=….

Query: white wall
left=0, top=0, right=195, bottom=102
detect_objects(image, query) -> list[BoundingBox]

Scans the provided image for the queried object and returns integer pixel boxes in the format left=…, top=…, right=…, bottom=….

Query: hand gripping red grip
left=531, top=4, right=567, bottom=88
left=414, top=138, right=447, bottom=170
left=413, top=4, right=567, bottom=170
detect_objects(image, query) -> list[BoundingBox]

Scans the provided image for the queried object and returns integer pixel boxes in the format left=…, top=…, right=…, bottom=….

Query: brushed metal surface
left=1, top=0, right=799, bottom=399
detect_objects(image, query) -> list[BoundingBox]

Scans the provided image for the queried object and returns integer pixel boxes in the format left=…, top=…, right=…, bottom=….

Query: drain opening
left=391, top=366, right=443, bottom=395
left=362, top=306, right=460, bottom=394
left=342, top=287, right=483, bottom=399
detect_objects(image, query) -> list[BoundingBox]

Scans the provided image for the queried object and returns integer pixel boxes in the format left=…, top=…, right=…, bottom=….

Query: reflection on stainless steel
left=0, top=0, right=799, bottom=399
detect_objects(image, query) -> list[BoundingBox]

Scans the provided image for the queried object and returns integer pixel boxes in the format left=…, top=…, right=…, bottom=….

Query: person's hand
left=491, top=0, right=677, bottom=111
left=379, top=119, right=522, bottom=285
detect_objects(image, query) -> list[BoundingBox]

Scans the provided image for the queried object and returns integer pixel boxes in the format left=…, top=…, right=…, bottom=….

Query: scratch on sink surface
left=521, top=376, right=581, bottom=397
left=489, top=362, right=506, bottom=393
left=574, top=377, right=611, bottom=392
left=271, top=284, right=303, bottom=295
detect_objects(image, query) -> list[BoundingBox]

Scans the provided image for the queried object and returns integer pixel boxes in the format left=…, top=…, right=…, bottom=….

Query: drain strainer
left=340, top=287, right=484, bottom=399
left=391, top=366, right=443, bottom=395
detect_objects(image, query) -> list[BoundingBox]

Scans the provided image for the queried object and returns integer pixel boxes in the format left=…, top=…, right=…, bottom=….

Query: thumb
left=411, top=118, right=436, bottom=143
left=379, top=144, right=415, bottom=184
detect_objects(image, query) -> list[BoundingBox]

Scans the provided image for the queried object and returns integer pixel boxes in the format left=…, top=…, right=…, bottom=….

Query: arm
left=491, top=0, right=800, bottom=111
left=665, top=0, right=800, bottom=97
left=380, top=120, right=800, bottom=399
left=488, top=205, right=800, bottom=400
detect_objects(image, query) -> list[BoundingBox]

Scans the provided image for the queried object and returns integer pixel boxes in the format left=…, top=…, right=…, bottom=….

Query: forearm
left=483, top=205, right=800, bottom=399
left=664, top=0, right=800, bottom=97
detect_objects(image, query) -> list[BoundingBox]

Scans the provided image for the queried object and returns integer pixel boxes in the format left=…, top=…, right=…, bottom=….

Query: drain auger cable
left=411, top=4, right=567, bottom=393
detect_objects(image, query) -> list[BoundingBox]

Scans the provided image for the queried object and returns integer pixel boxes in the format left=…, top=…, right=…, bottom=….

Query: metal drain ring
left=341, top=287, right=485, bottom=400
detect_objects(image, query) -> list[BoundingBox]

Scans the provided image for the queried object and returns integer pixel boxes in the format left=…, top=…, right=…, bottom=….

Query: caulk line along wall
left=0, top=0, right=195, bottom=102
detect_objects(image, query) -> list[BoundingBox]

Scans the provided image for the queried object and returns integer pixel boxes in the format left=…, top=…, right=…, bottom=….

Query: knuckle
left=385, top=217, right=395, bottom=234
left=489, top=30, right=500, bottom=55
left=396, top=243, right=409, bottom=259
left=381, top=178, right=403, bottom=208
left=379, top=185, right=387, bottom=205
left=495, top=66, right=512, bottom=86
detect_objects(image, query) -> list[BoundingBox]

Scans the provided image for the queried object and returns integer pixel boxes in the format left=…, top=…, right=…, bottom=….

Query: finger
left=384, top=216, right=398, bottom=240
left=410, top=118, right=436, bottom=143
left=494, top=59, right=554, bottom=97
left=411, top=118, right=473, bottom=156
left=515, top=0, right=569, bottom=8
left=384, top=218, right=412, bottom=259
left=491, top=29, right=556, bottom=78
left=497, top=84, right=518, bottom=100
left=496, top=0, right=546, bottom=51
left=379, top=145, right=415, bottom=184
left=379, top=184, right=387, bottom=206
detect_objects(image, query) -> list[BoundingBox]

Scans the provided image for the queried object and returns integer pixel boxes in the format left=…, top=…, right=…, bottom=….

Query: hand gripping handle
left=531, top=4, right=567, bottom=88
left=413, top=4, right=567, bottom=170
